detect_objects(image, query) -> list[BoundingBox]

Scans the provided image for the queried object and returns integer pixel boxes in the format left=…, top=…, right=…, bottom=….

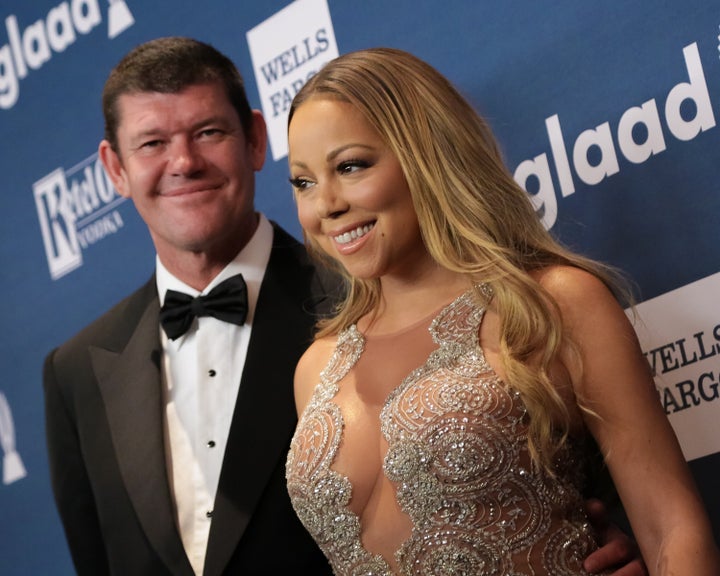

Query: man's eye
left=199, top=128, right=223, bottom=138
left=141, top=140, right=162, bottom=149
left=289, top=177, right=314, bottom=191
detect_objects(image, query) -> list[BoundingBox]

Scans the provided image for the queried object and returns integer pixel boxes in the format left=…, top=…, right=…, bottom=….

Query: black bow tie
left=159, top=273, right=248, bottom=340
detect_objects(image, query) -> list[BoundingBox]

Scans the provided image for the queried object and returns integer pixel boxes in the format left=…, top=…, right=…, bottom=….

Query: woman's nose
left=315, top=183, right=349, bottom=219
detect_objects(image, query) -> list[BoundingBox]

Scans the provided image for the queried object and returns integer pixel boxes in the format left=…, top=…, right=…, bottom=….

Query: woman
left=285, top=47, right=719, bottom=575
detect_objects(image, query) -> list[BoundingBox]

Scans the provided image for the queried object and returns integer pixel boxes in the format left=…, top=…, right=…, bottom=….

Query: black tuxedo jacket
left=43, top=225, right=337, bottom=575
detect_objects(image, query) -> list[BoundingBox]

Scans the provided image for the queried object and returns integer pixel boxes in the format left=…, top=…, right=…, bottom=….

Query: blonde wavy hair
left=288, top=47, right=629, bottom=469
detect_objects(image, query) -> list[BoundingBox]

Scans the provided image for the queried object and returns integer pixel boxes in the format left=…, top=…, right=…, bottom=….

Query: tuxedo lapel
left=91, top=286, right=193, bottom=576
left=204, top=228, right=324, bottom=576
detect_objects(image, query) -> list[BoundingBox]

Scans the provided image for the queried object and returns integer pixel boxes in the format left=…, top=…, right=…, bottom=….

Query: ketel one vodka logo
left=34, top=153, right=125, bottom=280
left=0, top=391, right=26, bottom=486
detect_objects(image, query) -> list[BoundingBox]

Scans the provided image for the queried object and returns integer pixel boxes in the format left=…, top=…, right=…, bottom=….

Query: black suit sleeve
left=44, top=350, right=111, bottom=576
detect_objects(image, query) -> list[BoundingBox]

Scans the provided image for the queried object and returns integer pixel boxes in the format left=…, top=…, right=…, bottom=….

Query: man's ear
left=248, top=110, right=268, bottom=172
left=99, top=140, right=131, bottom=198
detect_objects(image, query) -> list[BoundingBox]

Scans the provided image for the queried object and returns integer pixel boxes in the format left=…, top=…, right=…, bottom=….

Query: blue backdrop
left=1, top=1, right=718, bottom=573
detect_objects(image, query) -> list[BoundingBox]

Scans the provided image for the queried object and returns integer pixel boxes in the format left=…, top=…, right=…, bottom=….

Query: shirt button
left=207, top=440, right=216, bottom=448
left=208, top=369, right=217, bottom=377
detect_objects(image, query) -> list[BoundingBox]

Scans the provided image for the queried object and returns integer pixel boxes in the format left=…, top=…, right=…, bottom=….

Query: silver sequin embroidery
left=287, top=289, right=602, bottom=575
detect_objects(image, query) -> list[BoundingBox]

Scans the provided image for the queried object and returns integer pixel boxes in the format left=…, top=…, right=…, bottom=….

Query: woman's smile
left=289, top=98, right=430, bottom=280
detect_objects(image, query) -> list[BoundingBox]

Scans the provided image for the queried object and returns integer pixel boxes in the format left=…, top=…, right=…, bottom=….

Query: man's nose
left=168, top=138, right=205, bottom=175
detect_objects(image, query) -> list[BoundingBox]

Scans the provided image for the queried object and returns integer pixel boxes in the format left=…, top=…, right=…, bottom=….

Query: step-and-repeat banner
left=1, top=1, right=718, bottom=573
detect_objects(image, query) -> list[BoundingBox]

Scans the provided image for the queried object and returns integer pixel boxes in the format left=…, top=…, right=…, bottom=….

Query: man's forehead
left=116, top=84, right=237, bottom=131
left=117, top=82, right=226, bottom=105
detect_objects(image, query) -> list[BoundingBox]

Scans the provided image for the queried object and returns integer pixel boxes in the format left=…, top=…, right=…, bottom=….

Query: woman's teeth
left=334, top=223, right=374, bottom=245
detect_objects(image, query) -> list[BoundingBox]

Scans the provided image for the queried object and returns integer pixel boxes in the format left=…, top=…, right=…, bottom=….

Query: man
left=43, top=37, right=645, bottom=575
left=44, top=37, right=336, bottom=575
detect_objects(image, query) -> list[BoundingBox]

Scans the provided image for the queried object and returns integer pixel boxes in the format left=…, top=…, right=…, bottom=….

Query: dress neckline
left=357, top=303, right=451, bottom=341
left=354, top=287, right=482, bottom=341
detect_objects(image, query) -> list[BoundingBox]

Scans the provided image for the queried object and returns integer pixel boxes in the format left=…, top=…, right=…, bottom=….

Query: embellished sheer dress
left=286, top=289, right=605, bottom=575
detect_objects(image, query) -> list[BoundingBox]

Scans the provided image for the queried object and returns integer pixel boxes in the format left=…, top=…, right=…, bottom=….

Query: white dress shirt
left=156, top=215, right=273, bottom=575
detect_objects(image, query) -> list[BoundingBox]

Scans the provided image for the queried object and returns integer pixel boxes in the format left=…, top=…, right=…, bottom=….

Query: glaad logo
left=34, top=153, right=126, bottom=280
left=0, top=0, right=135, bottom=110
left=108, top=0, right=134, bottom=39
left=0, top=392, right=26, bottom=486
left=514, top=42, right=716, bottom=229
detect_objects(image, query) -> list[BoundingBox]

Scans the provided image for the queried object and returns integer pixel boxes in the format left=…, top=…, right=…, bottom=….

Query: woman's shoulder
left=530, top=263, right=605, bottom=290
left=529, top=264, right=617, bottom=311
left=530, top=264, right=636, bottom=371
left=305, top=334, right=339, bottom=359
left=294, top=335, right=339, bottom=414
left=529, top=264, right=632, bottom=348
left=297, top=335, right=338, bottom=377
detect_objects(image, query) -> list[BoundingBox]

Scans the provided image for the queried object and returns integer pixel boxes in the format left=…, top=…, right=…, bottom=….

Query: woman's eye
left=289, top=176, right=314, bottom=191
left=337, top=159, right=370, bottom=174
